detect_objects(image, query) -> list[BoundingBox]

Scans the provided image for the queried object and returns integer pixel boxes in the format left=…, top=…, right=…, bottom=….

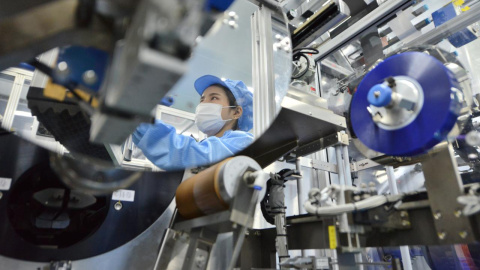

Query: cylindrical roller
left=175, top=156, right=262, bottom=219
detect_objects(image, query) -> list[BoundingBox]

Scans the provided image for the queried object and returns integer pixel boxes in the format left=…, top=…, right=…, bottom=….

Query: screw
left=57, top=61, right=68, bottom=72
left=374, top=91, right=381, bottom=98
left=459, top=231, right=468, bottom=239
left=438, top=231, right=446, bottom=240
left=360, top=183, right=367, bottom=188
left=82, top=70, right=97, bottom=85
left=232, top=223, right=238, bottom=229
left=454, top=210, right=462, bottom=218
left=433, top=211, right=442, bottom=220
left=254, top=231, right=261, bottom=236
left=402, top=220, right=411, bottom=227
left=374, top=215, right=380, bottom=221
left=114, top=201, right=123, bottom=211
left=400, top=211, right=408, bottom=218
left=369, top=182, right=376, bottom=188
left=0, top=191, right=2, bottom=200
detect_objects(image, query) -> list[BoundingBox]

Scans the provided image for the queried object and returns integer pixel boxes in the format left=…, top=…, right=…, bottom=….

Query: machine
left=1, top=0, right=480, bottom=269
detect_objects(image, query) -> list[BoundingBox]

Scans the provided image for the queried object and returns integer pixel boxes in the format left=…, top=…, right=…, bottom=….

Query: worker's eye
left=212, top=96, right=219, bottom=100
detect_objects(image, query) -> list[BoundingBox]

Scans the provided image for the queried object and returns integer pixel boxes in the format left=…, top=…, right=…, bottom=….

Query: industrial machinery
left=2, top=0, right=480, bottom=269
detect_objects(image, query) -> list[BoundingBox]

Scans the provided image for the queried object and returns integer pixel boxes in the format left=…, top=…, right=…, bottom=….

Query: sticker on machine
left=112, top=189, right=135, bottom=202
left=0, top=178, right=12, bottom=190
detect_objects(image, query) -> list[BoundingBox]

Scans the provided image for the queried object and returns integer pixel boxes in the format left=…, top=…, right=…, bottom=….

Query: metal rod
left=342, top=145, right=353, bottom=186
left=295, top=158, right=306, bottom=258
left=335, top=146, right=346, bottom=185
left=386, top=166, right=412, bottom=270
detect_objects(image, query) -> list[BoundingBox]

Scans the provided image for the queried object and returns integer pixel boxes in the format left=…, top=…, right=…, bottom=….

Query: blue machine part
left=205, top=0, right=235, bottom=11
left=56, top=46, right=109, bottom=92
left=367, top=84, right=392, bottom=107
left=351, top=51, right=462, bottom=156
left=160, top=96, right=174, bottom=107
left=432, top=2, right=477, bottom=48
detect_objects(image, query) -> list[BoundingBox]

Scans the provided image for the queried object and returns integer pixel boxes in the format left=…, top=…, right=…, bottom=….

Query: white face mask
left=195, top=103, right=234, bottom=136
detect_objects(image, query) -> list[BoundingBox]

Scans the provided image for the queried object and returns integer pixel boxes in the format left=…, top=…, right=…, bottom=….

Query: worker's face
left=200, top=86, right=238, bottom=121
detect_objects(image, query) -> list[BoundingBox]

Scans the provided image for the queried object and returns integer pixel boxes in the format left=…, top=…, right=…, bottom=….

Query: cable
left=304, top=191, right=403, bottom=216
left=291, top=48, right=319, bottom=80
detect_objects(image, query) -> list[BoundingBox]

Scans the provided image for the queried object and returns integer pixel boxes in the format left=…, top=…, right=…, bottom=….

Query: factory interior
left=2, top=0, right=480, bottom=269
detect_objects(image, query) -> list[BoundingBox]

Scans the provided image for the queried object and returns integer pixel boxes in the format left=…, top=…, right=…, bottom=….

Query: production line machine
left=1, top=0, right=480, bottom=269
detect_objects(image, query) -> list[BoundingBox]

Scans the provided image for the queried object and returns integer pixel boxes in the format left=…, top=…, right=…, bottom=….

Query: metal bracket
left=350, top=159, right=381, bottom=172
left=421, top=143, right=476, bottom=243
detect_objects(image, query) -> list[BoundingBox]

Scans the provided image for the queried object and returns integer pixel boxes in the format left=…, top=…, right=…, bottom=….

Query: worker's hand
left=132, top=123, right=151, bottom=145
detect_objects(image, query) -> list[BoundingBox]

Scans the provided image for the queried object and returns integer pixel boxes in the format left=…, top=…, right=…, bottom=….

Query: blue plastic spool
left=350, top=51, right=462, bottom=156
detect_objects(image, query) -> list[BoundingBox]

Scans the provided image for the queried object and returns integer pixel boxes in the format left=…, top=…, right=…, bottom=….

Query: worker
left=132, top=75, right=254, bottom=170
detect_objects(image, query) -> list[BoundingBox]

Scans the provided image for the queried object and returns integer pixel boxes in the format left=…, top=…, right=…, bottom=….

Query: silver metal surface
left=252, top=6, right=292, bottom=137
left=350, top=158, right=381, bottom=172
left=314, top=0, right=410, bottom=62
left=281, top=95, right=347, bottom=129
left=421, top=143, right=476, bottom=243
left=369, top=76, right=424, bottom=130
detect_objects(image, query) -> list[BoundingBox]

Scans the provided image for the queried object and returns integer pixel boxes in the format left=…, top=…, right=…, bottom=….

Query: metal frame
left=252, top=6, right=279, bottom=137
left=1, top=68, right=33, bottom=131
left=314, top=0, right=411, bottom=62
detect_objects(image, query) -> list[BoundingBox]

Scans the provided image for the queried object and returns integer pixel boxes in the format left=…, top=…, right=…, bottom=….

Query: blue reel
left=350, top=51, right=463, bottom=156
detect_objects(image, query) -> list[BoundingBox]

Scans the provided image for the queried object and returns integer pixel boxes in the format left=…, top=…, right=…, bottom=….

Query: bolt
left=369, top=182, right=376, bottom=188
left=232, top=223, right=238, bottom=229
left=454, top=210, right=462, bottom=218
left=275, top=34, right=283, bottom=40
left=55, top=61, right=70, bottom=79
left=57, top=61, right=68, bottom=72
left=82, top=70, right=97, bottom=85
left=360, top=183, right=367, bottom=188
left=0, top=191, right=2, bottom=200
left=400, top=211, right=408, bottom=218
left=459, top=231, right=468, bottom=239
left=254, top=231, right=261, bottom=236
left=384, top=205, right=390, bottom=211
left=402, top=220, right=411, bottom=227
left=353, top=195, right=361, bottom=201
left=114, top=201, right=123, bottom=211
left=374, top=91, right=381, bottom=98
left=438, top=231, right=446, bottom=240
left=433, top=211, right=442, bottom=220
left=374, top=215, right=380, bottom=221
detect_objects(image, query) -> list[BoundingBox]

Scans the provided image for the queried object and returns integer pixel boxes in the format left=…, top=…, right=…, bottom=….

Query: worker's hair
left=212, top=84, right=239, bottom=131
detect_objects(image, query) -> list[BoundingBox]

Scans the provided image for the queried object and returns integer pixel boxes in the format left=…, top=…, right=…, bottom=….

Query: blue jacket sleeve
left=132, top=121, right=254, bottom=170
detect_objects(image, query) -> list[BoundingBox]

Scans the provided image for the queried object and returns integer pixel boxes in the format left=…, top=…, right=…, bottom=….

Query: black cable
left=292, top=54, right=310, bottom=79
left=291, top=48, right=319, bottom=80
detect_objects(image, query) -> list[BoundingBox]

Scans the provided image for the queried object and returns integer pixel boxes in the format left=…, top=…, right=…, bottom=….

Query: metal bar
left=406, top=4, right=480, bottom=47
left=350, top=159, right=381, bottom=172
left=314, top=0, right=410, bottom=62
left=2, top=74, right=25, bottom=131
left=335, top=146, right=346, bottom=186
left=342, top=145, right=353, bottom=186
left=252, top=6, right=276, bottom=137
left=386, top=166, right=412, bottom=270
